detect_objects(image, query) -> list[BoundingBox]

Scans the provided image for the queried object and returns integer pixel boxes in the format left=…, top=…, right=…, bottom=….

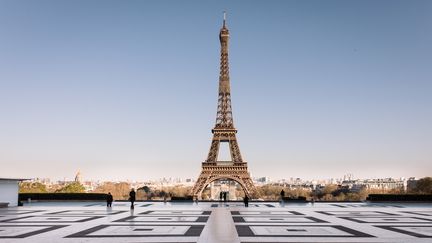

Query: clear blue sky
left=1, top=0, right=431, bottom=181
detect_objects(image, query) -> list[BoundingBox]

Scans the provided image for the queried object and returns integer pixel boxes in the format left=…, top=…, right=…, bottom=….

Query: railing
left=216, top=161, right=234, bottom=166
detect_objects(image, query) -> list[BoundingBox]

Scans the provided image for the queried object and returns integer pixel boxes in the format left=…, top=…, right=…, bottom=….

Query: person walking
left=243, top=195, right=249, bottom=207
left=219, top=191, right=223, bottom=202
left=129, top=188, right=136, bottom=209
left=223, top=191, right=227, bottom=203
left=106, top=192, right=113, bottom=208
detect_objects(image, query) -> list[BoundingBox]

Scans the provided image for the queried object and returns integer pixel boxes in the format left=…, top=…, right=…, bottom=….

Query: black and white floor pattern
left=0, top=202, right=431, bottom=242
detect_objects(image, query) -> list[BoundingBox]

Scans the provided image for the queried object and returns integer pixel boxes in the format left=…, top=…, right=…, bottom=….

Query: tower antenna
left=223, top=11, right=227, bottom=27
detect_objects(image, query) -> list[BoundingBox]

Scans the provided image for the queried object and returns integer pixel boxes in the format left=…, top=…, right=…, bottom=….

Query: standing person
left=106, top=192, right=113, bottom=208
left=129, top=188, right=136, bottom=209
left=219, top=191, right=223, bottom=202
left=243, top=195, right=249, bottom=207
left=280, top=189, right=285, bottom=201
left=223, top=191, right=227, bottom=202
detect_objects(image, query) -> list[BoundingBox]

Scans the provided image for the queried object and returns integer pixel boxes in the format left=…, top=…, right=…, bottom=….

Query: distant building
left=255, top=177, right=270, bottom=184
left=406, top=177, right=418, bottom=192
left=74, top=170, right=82, bottom=183
left=0, top=178, right=28, bottom=207
left=340, top=178, right=406, bottom=192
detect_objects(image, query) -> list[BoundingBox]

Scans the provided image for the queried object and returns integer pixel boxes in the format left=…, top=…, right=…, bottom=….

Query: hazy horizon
left=1, top=1, right=431, bottom=181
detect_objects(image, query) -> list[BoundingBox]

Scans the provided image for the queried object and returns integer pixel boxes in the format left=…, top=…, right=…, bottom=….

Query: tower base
left=191, top=163, right=257, bottom=199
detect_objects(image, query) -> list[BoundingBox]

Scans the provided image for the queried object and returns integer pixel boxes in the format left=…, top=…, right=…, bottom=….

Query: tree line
left=19, top=177, right=432, bottom=200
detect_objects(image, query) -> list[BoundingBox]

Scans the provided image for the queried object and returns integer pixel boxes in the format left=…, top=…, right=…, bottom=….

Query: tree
left=315, top=184, right=338, bottom=200
left=413, top=177, right=432, bottom=194
left=136, top=186, right=152, bottom=200
left=55, top=182, right=85, bottom=193
left=141, top=186, right=151, bottom=194
left=323, top=184, right=338, bottom=195
left=256, top=185, right=284, bottom=200
left=92, top=182, right=131, bottom=200
left=165, top=186, right=192, bottom=197
left=19, top=182, right=47, bottom=193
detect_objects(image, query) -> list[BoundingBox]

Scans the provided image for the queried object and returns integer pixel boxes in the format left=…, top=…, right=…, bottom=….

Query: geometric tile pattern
left=0, top=202, right=431, bottom=242
left=339, top=216, right=432, bottom=224
left=0, top=225, right=67, bottom=238
left=330, top=203, right=404, bottom=208
left=375, top=225, right=432, bottom=238
left=0, top=210, right=45, bottom=215
left=232, top=216, right=327, bottom=223
left=231, top=210, right=303, bottom=215
left=401, top=211, right=432, bottom=217
left=211, top=203, right=278, bottom=208
left=317, top=210, right=400, bottom=216
left=45, top=210, right=126, bottom=215
left=236, top=224, right=375, bottom=237
left=113, top=215, right=209, bottom=223
left=0, top=215, right=104, bottom=223
left=66, top=224, right=205, bottom=237
left=231, top=209, right=376, bottom=242
left=140, top=210, right=211, bottom=215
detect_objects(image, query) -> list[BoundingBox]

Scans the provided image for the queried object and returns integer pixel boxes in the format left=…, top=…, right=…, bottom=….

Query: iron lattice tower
left=191, top=14, right=257, bottom=199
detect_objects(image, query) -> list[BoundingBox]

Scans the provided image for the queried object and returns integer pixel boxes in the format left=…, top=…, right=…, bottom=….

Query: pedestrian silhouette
left=223, top=191, right=227, bottom=202
left=243, top=195, right=249, bottom=207
left=129, top=188, right=136, bottom=209
left=106, top=192, right=113, bottom=207
left=219, top=191, right=223, bottom=202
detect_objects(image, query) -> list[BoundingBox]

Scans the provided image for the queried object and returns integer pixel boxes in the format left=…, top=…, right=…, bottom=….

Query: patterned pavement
left=0, top=201, right=431, bottom=242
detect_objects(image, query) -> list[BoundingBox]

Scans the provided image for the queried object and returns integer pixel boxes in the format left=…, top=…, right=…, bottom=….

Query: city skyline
left=1, top=1, right=431, bottom=181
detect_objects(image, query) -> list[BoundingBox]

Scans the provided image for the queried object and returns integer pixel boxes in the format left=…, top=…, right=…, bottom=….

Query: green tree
left=55, top=182, right=85, bottom=193
left=19, top=182, right=47, bottom=193
left=413, top=177, right=432, bottom=194
left=136, top=186, right=152, bottom=200
left=323, top=184, right=338, bottom=195
left=141, top=186, right=151, bottom=194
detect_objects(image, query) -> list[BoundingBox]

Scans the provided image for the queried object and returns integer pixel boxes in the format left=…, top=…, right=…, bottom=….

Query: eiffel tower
left=191, top=13, right=257, bottom=199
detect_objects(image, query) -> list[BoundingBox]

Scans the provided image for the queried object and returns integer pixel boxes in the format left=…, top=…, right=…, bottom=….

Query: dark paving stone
left=66, top=224, right=205, bottom=238
left=338, top=216, right=432, bottom=224
left=0, top=215, right=104, bottom=223
left=375, top=225, right=432, bottom=238
left=232, top=216, right=328, bottom=223
left=0, top=225, right=67, bottom=238
left=316, top=211, right=400, bottom=216
left=235, top=225, right=375, bottom=237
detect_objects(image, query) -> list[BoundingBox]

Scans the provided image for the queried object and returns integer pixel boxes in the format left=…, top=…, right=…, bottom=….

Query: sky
left=0, top=0, right=431, bottom=181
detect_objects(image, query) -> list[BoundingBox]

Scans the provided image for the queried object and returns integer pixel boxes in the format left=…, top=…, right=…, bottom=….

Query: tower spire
left=216, top=10, right=233, bottom=128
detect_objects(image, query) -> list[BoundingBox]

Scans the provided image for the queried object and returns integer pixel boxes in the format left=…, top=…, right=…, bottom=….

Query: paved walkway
left=0, top=201, right=431, bottom=242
